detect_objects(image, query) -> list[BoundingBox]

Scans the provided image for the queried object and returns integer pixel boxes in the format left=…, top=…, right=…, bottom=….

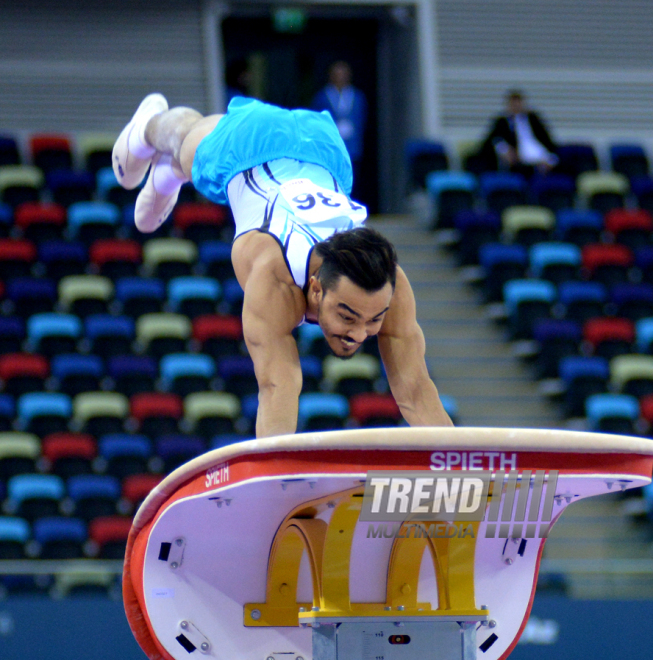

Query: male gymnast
left=113, top=94, right=453, bottom=437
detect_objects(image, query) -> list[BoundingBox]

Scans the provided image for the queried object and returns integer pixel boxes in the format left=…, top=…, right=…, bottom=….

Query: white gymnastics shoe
left=112, top=93, right=168, bottom=190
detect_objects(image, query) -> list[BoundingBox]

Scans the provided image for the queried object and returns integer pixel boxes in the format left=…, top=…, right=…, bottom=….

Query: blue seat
left=529, top=174, right=575, bottom=212
left=47, top=171, right=95, bottom=207
left=0, top=394, right=16, bottom=430
left=556, top=143, right=598, bottom=179
left=425, top=171, right=476, bottom=229
left=27, top=313, right=82, bottom=356
left=38, top=240, right=88, bottom=279
left=95, top=167, right=120, bottom=200
left=210, top=434, right=247, bottom=450
left=240, top=394, right=258, bottom=426
left=532, top=319, right=582, bottom=379
left=559, top=356, right=610, bottom=417
left=426, top=171, right=476, bottom=198
left=97, top=433, right=152, bottom=479
left=218, top=355, right=257, bottom=396
left=610, top=144, right=649, bottom=180
left=453, top=210, right=501, bottom=265
left=167, top=276, right=221, bottom=318
left=635, top=318, right=653, bottom=354
left=300, top=355, right=323, bottom=392
left=405, top=139, right=449, bottom=189
left=67, top=474, right=121, bottom=521
left=115, top=277, right=165, bottom=317
left=298, top=393, right=349, bottom=431
left=6, top=474, right=65, bottom=520
left=503, top=279, right=557, bottom=339
left=555, top=209, right=603, bottom=246
left=6, top=278, right=57, bottom=316
left=479, top=171, right=527, bottom=196
left=439, top=394, right=459, bottom=424
left=17, top=392, right=72, bottom=435
left=610, top=284, right=653, bottom=322
left=155, top=435, right=206, bottom=472
left=585, top=393, right=640, bottom=434
left=198, top=241, right=234, bottom=281
left=221, top=278, right=244, bottom=315
left=0, top=316, right=25, bottom=353
left=160, top=353, right=216, bottom=395
left=50, top=354, right=104, bottom=396
left=558, top=281, right=608, bottom=324
left=84, top=314, right=135, bottom=356
left=529, top=242, right=581, bottom=283
left=107, top=355, right=157, bottom=396
left=479, top=243, right=528, bottom=303
left=67, top=201, right=120, bottom=240
left=0, top=516, right=30, bottom=550
left=297, top=323, right=326, bottom=356
left=32, top=516, right=87, bottom=559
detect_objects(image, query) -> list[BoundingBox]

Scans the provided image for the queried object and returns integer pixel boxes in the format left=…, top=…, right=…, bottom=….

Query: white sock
left=152, top=154, right=188, bottom=194
left=127, top=119, right=157, bottom=159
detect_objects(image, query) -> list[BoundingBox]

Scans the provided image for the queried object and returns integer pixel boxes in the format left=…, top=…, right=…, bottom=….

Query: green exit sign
left=273, top=7, right=307, bottom=33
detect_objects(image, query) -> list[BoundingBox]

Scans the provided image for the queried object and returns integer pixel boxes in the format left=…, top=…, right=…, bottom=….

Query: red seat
left=30, top=135, right=71, bottom=155
left=15, top=202, right=66, bottom=230
left=173, top=203, right=228, bottom=231
left=639, top=395, right=653, bottom=425
left=122, top=473, right=163, bottom=505
left=582, top=244, right=634, bottom=273
left=41, top=432, right=97, bottom=478
left=130, top=393, right=183, bottom=437
left=89, top=239, right=142, bottom=275
left=0, top=353, right=49, bottom=381
left=192, top=314, right=243, bottom=342
left=0, top=239, right=37, bottom=279
left=349, top=393, right=401, bottom=427
left=88, top=515, right=133, bottom=558
left=583, top=317, right=635, bottom=359
left=605, top=209, right=653, bottom=235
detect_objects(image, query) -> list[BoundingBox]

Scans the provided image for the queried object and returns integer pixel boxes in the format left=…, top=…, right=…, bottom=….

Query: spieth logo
left=205, top=463, right=229, bottom=489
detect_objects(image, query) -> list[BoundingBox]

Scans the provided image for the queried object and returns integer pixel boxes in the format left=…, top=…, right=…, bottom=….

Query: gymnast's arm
left=241, top=267, right=303, bottom=438
left=377, top=266, right=453, bottom=427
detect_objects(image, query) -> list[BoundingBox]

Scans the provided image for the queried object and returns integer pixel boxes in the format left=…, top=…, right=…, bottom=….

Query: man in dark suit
left=477, top=90, right=558, bottom=177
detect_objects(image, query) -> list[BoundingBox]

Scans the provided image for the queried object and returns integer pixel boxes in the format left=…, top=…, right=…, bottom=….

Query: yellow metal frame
left=244, top=486, right=487, bottom=627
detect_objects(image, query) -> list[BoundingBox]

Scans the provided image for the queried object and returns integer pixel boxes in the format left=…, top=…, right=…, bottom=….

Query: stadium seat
left=210, top=434, right=247, bottom=450
left=198, top=241, right=235, bottom=281
left=425, top=171, right=475, bottom=229
left=349, top=392, right=401, bottom=427
left=84, top=314, right=135, bottom=357
left=585, top=393, right=640, bottom=435
left=297, top=323, right=328, bottom=358
left=609, top=283, right=653, bottom=322
left=529, top=242, right=581, bottom=285
left=79, top=133, right=116, bottom=175
left=577, top=172, right=629, bottom=214
left=0, top=432, right=40, bottom=480
left=583, top=317, right=635, bottom=360
left=30, top=134, right=72, bottom=174
left=130, top=392, right=183, bottom=437
left=0, top=238, right=37, bottom=279
left=297, top=393, right=349, bottom=431
left=610, top=144, right=649, bottom=180
left=0, top=136, right=20, bottom=167
left=452, top=210, right=501, bottom=266
left=52, top=570, right=116, bottom=598
left=160, top=354, right=216, bottom=396
left=136, top=313, right=191, bottom=357
left=115, top=277, right=165, bottom=317
left=174, top=203, right=229, bottom=243
left=405, top=139, right=449, bottom=190
left=479, top=172, right=527, bottom=215
left=634, top=246, right=653, bottom=285
left=67, top=474, right=121, bottom=521
left=67, top=201, right=120, bottom=243
left=32, top=516, right=87, bottom=559
left=439, top=394, right=460, bottom=424
left=218, top=355, right=257, bottom=396
left=221, top=277, right=244, bottom=315
left=554, top=209, right=603, bottom=247
left=41, top=432, right=96, bottom=479
left=167, top=276, right=221, bottom=318
left=239, top=394, right=258, bottom=430
left=192, top=314, right=243, bottom=359
left=15, top=202, right=66, bottom=243
left=558, top=281, right=608, bottom=324
left=609, top=354, right=653, bottom=398
left=17, top=392, right=71, bottom=436
left=143, top=238, right=197, bottom=280
left=0, top=516, right=30, bottom=559
left=5, top=473, right=65, bottom=520
left=631, top=176, right=653, bottom=215
left=47, top=171, right=95, bottom=207
left=0, top=203, right=12, bottom=237
left=72, top=392, right=129, bottom=436
left=559, top=356, right=610, bottom=417
left=97, top=434, right=152, bottom=479
left=0, top=317, right=26, bottom=354
left=322, top=354, right=381, bottom=397
left=38, top=240, right=88, bottom=280
left=121, top=473, right=162, bottom=510
left=0, top=353, right=49, bottom=396
left=89, top=239, right=142, bottom=279
left=6, top=277, right=57, bottom=316
left=26, top=312, right=82, bottom=356
left=556, top=144, right=598, bottom=180
left=183, top=392, right=240, bottom=438
left=0, top=395, right=15, bottom=432
left=502, top=206, right=555, bottom=247
left=50, top=353, right=104, bottom=396
left=638, top=396, right=653, bottom=432
left=58, top=274, right=113, bottom=317
left=502, top=279, right=556, bottom=339
left=155, top=435, right=206, bottom=473
left=95, top=166, right=136, bottom=207
left=300, top=355, right=323, bottom=392
left=604, top=209, right=653, bottom=251
left=581, top=244, right=634, bottom=287
left=529, top=174, right=575, bottom=212
left=0, top=165, right=43, bottom=207
left=106, top=356, right=157, bottom=397
left=532, top=319, right=582, bottom=379
left=636, top=317, right=653, bottom=354
left=88, top=515, right=132, bottom=559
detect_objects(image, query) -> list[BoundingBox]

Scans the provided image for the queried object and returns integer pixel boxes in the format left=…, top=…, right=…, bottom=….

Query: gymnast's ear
left=308, top=275, right=323, bottom=301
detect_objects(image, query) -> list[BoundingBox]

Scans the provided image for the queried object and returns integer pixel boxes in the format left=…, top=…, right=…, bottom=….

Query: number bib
left=279, top=178, right=367, bottom=225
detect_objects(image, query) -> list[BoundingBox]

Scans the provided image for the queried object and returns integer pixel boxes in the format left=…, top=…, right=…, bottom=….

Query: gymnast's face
left=315, top=275, right=393, bottom=358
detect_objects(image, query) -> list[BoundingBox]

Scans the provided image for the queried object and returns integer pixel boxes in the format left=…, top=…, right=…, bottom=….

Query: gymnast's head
left=309, top=227, right=398, bottom=358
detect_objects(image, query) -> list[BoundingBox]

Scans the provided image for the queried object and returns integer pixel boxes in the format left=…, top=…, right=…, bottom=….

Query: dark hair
left=506, top=89, right=524, bottom=101
left=314, top=227, right=397, bottom=292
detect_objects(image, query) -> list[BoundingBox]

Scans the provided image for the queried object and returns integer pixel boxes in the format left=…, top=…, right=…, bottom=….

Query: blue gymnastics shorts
left=191, top=96, right=353, bottom=206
